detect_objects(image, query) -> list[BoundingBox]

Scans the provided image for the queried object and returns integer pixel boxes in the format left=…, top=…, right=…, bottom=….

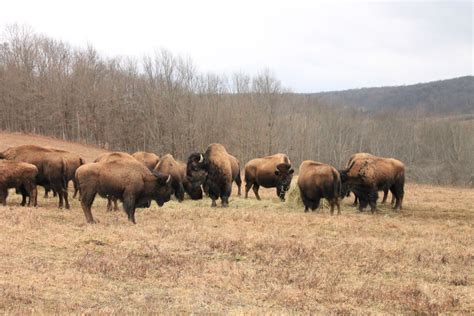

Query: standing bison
left=244, top=153, right=294, bottom=201
left=76, top=159, right=173, bottom=224
left=0, top=160, right=38, bottom=206
left=343, top=153, right=392, bottom=206
left=154, top=154, right=203, bottom=201
left=132, top=151, right=160, bottom=171
left=339, top=157, right=405, bottom=213
left=298, top=160, right=341, bottom=214
left=187, top=143, right=240, bottom=207
left=93, top=152, right=138, bottom=211
left=0, top=145, right=70, bottom=208
left=44, top=148, right=85, bottom=199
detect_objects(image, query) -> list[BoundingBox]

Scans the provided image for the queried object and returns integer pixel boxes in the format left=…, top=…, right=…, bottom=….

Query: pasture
left=0, top=133, right=473, bottom=313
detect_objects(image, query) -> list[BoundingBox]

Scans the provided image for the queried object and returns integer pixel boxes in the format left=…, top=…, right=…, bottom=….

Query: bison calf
left=0, top=160, right=38, bottom=206
left=298, top=160, right=341, bottom=214
left=244, top=153, right=294, bottom=201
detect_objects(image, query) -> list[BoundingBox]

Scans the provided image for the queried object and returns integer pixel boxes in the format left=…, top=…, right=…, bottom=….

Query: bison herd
left=0, top=143, right=405, bottom=224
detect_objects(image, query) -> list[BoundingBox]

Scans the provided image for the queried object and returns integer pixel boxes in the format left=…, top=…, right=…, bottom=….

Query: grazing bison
left=339, top=157, right=405, bottom=213
left=154, top=154, right=203, bottom=201
left=187, top=143, right=239, bottom=207
left=44, top=148, right=85, bottom=199
left=0, top=160, right=38, bottom=206
left=0, top=145, right=70, bottom=209
left=76, top=159, right=173, bottom=224
left=244, top=153, right=294, bottom=201
left=298, top=161, right=341, bottom=214
left=94, top=152, right=137, bottom=211
left=343, top=153, right=393, bottom=206
left=132, top=151, right=160, bottom=171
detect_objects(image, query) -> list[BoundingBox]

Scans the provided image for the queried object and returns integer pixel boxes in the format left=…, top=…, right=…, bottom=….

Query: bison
left=154, top=154, right=203, bottom=201
left=244, top=153, right=294, bottom=201
left=339, top=157, right=405, bottom=213
left=0, top=145, right=70, bottom=208
left=132, top=151, right=160, bottom=171
left=298, top=160, right=341, bottom=214
left=93, top=152, right=137, bottom=211
left=44, top=148, right=85, bottom=199
left=0, top=160, right=38, bottom=206
left=76, top=159, right=173, bottom=224
left=343, top=153, right=393, bottom=206
left=187, top=143, right=240, bottom=207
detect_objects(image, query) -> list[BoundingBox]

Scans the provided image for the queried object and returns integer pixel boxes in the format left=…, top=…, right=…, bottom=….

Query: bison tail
left=61, top=158, right=69, bottom=189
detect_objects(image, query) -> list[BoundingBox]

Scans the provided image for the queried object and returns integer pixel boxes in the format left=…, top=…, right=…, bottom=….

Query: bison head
left=274, top=163, right=294, bottom=200
left=186, top=153, right=208, bottom=187
left=151, top=171, right=173, bottom=206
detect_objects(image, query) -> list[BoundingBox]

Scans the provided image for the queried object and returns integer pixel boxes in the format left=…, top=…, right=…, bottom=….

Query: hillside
left=309, top=76, right=474, bottom=114
left=0, top=132, right=108, bottom=162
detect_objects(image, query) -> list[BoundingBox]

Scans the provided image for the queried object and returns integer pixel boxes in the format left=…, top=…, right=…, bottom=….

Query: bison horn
left=166, top=175, right=171, bottom=183
left=198, top=154, right=204, bottom=163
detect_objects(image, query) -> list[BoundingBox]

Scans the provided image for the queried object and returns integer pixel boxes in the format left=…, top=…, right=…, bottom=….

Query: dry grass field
left=0, top=133, right=473, bottom=313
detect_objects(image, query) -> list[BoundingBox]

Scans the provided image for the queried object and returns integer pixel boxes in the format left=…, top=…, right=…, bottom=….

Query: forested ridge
left=1, top=25, right=472, bottom=185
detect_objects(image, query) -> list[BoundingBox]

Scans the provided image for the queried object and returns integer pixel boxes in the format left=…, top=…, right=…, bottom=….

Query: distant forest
left=1, top=25, right=473, bottom=185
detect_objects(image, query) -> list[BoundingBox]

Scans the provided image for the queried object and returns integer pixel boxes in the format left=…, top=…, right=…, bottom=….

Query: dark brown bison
left=132, top=151, right=160, bottom=171
left=0, top=160, right=38, bottom=206
left=76, top=159, right=173, bottom=224
left=0, top=145, right=70, bottom=208
left=154, top=154, right=202, bottom=201
left=93, top=152, right=137, bottom=211
left=244, top=153, right=294, bottom=201
left=187, top=143, right=239, bottom=207
left=342, top=153, right=393, bottom=206
left=298, top=160, right=341, bottom=214
left=339, top=157, right=405, bottom=213
left=44, top=148, right=85, bottom=199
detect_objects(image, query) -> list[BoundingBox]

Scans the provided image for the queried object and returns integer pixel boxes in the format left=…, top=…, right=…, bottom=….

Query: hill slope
left=0, top=132, right=108, bottom=162
left=309, top=76, right=474, bottom=113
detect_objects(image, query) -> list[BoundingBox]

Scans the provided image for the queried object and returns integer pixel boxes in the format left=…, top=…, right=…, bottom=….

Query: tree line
left=0, top=25, right=472, bottom=185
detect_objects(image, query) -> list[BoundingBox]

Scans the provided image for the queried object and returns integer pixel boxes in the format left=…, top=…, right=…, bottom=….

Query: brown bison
left=132, top=151, right=160, bottom=170
left=0, top=160, right=38, bottom=206
left=154, top=154, right=203, bottom=201
left=0, top=145, right=70, bottom=208
left=343, top=153, right=393, bottom=206
left=339, top=157, right=405, bottom=213
left=244, top=153, right=294, bottom=201
left=298, top=160, right=341, bottom=214
left=76, top=159, right=173, bottom=224
left=187, top=143, right=240, bottom=207
left=44, top=148, right=85, bottom=199
left=93, top=152, right=137, bottom=211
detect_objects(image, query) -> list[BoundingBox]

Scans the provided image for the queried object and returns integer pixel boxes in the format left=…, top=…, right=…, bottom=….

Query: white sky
left=1, top=0, right=472, bottom=92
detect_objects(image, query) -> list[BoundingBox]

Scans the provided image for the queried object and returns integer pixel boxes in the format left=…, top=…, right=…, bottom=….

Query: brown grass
left=0, top=133, right=473, bottom=313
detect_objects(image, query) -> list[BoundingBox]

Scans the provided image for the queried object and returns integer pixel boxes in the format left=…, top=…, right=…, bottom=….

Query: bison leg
left=20, top=188, right=28, bottom=207
left=381, top=189, right=388, bottom=204
left=0, top=188, right=7, bottom=206
left=300, top=190, right=310, bottom=212
left=57, top=187, right=70, bottom=210
left=369, top=189, right=378, bottom=214
left=221, top=183, right=232, bottom=208
left=235, top=173, right=242, bottom=197
left=80, top=191, right=97, bottom=223
left=73, top=179, right=80, bottom=199
left=25, top=182, right=37, bottom=207
left=390, top=185, right=404, bottom=211
left=353, top=193, right=358, bottom=206
left=44, top=188, right=50, bottom=198
left=244, top=181, right=253, bottom=199
left=106, top=198, right=113, bottom=212
left=252, top=184, right=261, bottom=200
left=123, top=195, right=137, bottom=224
left=175, top=182, right=185, bottom=202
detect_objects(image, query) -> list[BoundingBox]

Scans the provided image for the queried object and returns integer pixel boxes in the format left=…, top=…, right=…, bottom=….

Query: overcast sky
left=0, top=0, right=472, bottom=92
